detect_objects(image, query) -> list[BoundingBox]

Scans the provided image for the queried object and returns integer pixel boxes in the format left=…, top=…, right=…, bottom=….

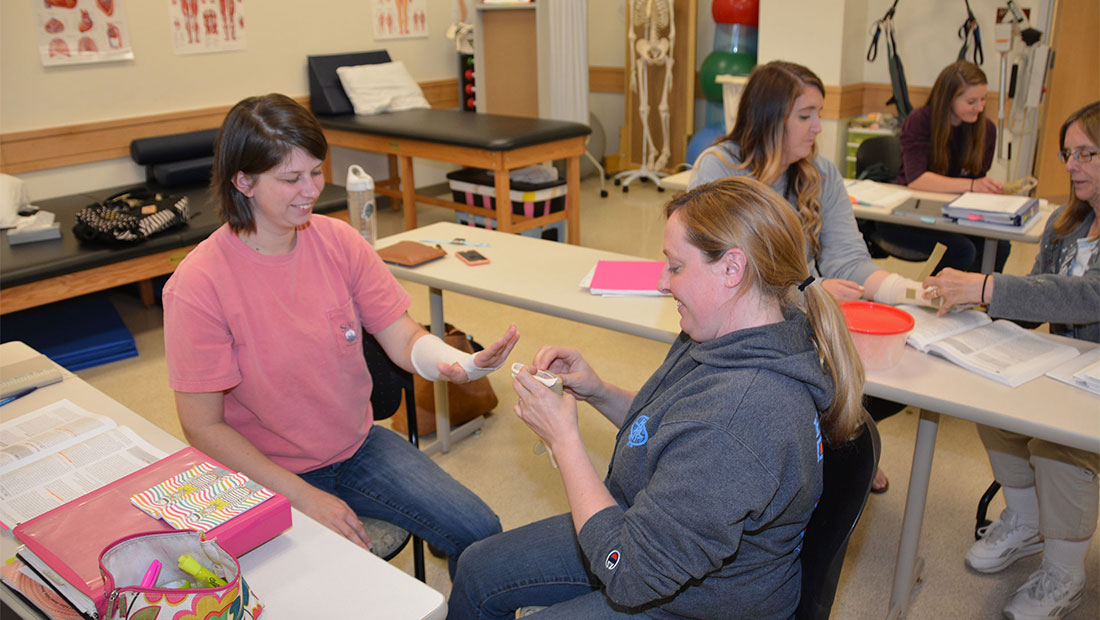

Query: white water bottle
left=346, top=165, right=377, bottom=246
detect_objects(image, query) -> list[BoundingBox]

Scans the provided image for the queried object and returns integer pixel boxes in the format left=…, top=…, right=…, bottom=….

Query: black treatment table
left=318, top=109, right=590, bottom=244
left=0, top=183, right=347, bottom=314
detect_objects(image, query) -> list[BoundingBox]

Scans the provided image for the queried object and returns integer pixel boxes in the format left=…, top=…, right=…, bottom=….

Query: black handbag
left=73, top=188, right=190, bottom=246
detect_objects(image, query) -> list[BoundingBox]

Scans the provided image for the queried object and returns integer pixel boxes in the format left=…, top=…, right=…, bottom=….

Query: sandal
left=872, top=466, right=890, bottom=494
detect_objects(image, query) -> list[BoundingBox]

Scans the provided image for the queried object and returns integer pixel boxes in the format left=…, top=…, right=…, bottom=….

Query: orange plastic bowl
left=839, top=301, right=915, bottom=370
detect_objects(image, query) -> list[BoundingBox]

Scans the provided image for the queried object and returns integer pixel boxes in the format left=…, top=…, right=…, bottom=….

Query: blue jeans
left=298, top=426, right=501, bottom=577
left=448, top=513, right=644, bottom=620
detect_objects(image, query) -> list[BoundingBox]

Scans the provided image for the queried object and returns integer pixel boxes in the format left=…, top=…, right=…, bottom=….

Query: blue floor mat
left=1, top=294, right=138, bottom=371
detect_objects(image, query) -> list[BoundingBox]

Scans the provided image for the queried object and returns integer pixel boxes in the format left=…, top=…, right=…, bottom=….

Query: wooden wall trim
left=0, top=75, right=1003, bottom=175
left=589, top=66, right=625, bottom=94
left=1, top=80, right=459, bottom=175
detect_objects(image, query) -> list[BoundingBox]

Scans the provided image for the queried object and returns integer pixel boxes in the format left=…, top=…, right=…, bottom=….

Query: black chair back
left=360, top=331, right=425, bottom=581
left=855, top=136, right=902, bottom=182
left=796, top=419, right=881, bottom=620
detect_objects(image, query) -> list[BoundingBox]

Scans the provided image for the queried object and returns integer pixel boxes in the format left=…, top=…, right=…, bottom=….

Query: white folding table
left=0, top=341, right=447, bottom=620
left=378, top=222, right=1098, bottom=619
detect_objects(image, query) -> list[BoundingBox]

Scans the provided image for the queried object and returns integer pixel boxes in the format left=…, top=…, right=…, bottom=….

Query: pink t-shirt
left=163, top=215, right=411, bottom=473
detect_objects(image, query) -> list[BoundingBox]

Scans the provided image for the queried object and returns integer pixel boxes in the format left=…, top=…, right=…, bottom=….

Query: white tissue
left=0, top=174, right=30, bottom=229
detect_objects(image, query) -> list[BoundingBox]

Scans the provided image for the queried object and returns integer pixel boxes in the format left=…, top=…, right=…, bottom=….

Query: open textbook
left=899, top=305, right=1082, bottom=388
left=0, top=400, right=166, bottom=527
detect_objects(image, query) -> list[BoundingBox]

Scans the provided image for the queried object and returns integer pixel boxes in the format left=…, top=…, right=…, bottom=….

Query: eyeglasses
left=1057, top=149, right=1099, bottom=163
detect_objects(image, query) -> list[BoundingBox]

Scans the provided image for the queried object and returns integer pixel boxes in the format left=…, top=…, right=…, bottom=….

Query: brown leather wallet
left=376, top=240, right=447, bottom=266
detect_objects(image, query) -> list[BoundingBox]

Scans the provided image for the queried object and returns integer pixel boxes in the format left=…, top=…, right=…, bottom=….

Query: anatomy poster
left=36, top=0, right=134, bottom=66
left=169, top=0, right=246, bottom=55
left=372, top=0, right=429, bottom=40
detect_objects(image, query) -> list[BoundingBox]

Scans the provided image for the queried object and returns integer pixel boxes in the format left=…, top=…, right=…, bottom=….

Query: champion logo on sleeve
left=605, top=550, right=621, bottom=570
left=627, top=415, right=650, bottom=447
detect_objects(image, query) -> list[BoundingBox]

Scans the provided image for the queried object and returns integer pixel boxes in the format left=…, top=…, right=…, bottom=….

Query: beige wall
left=1, top=0, right=462, bottom=198
left=2, top=0, right=1056, bottom=200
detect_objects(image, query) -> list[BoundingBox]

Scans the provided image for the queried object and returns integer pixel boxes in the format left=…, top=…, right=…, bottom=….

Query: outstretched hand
left=437, top=323, right=519, bottom=383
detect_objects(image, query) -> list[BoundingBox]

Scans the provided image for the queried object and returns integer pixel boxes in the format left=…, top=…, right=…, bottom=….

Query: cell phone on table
left=456, top=249, right=490, bottom=265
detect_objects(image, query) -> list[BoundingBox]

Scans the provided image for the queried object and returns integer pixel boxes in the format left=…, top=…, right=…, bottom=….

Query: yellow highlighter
left=177, top=554, right=227, bottom=588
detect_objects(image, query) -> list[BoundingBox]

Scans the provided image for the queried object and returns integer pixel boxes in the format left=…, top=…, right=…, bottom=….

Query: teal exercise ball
left=699, top=51, right=756, bottom=102
left=686, top=122, right=726, bottom=166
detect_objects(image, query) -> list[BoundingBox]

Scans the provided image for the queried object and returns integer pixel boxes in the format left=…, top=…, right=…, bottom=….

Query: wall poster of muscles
left=169, top=0, right=245, bottom=55
left=36, top=0, right=134, bottom=66
left=372, top=0, right=429, bottom=40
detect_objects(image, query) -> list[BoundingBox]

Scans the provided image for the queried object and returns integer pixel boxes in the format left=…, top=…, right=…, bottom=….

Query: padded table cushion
left=319, top=109, right=590, bottom=151
left=1, top=183, right=347, bottom=289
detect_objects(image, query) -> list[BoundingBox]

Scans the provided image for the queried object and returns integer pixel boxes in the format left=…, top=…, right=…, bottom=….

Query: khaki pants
left=979, top=425, right=1099, bottom=540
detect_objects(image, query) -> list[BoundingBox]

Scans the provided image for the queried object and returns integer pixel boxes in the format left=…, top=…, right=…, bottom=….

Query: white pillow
left=336, top=61, right=431, bottom=116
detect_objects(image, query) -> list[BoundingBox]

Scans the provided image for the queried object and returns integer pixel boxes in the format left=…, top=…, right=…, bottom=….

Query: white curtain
left=546, top=0, right=589, bottom=124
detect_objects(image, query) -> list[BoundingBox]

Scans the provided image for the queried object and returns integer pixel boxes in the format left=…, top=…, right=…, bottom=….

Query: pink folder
left=588, top=260, right=666, bottom=296
left=13, top=446, right=291, bottom=613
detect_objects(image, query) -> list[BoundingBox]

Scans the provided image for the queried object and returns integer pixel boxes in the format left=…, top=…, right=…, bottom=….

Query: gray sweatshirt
left=989, top=206, right=1099, bottom=343
left=577, top=312, right=834, bottom=620
left=690, top=141, right=879, bottom=286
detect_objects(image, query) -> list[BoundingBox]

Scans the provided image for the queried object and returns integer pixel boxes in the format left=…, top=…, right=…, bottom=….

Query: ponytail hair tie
left=798, top=276, right=815, bottom=291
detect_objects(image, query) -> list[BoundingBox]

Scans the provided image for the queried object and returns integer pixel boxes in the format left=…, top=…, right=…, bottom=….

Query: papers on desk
left=582, top=260, right=668, bottom=296
left=1046, top=347, right=1100, bottom=395
left=0, top=400, right=166, bottom=527
left=898, top=305, right=1081, bottom=387
left=846, top=180, right=911, bottom=210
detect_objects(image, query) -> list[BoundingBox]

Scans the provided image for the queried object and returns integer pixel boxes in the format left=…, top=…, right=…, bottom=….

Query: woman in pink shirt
left=163, top=94, right=518, bottom=576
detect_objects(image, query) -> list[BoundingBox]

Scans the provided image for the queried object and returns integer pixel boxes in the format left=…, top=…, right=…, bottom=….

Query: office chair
left=796, top=418, right=881, bottom=620
left=854, top=136, right=932, bottom=262
left=360, top=331, right=427, bottom=582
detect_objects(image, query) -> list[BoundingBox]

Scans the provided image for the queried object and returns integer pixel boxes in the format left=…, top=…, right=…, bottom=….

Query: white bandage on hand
left=872, top=273, right=940, bottom=308
left=410, top=334, right=500, bottom=382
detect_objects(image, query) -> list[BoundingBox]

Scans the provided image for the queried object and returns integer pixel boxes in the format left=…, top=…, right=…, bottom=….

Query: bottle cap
left=346, top=165, right=374, bottom=191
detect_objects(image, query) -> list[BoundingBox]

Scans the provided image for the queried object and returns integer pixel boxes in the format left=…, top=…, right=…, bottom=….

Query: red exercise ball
left=712, top=0, right=758, bottom=27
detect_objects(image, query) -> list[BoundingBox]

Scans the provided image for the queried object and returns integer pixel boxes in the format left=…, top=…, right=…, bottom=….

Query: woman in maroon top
left=877, top=60, right=1009, bottom=273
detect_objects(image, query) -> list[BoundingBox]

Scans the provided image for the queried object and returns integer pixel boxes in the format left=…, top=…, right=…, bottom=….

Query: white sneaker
left=966, top=508, right=1043, bottom=573
left=1003, top=563, right=1085, bottom=620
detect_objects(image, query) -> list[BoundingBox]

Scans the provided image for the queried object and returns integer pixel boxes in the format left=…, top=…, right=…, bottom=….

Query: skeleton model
left=614, top=0, right=674, bottom=192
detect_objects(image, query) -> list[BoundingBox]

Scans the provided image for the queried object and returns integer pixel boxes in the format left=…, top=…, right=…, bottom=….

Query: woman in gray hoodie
left=446, top=177, right=867, bottom=620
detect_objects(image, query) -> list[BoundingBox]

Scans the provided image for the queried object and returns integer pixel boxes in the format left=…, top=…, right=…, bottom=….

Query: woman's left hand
left=923, top=268, right=987, bottom=316
left=821, top=278, right=865, bottom=302
left=438, top=323, right=519, bottom=383
left=512, top=368, right=580, bottom=450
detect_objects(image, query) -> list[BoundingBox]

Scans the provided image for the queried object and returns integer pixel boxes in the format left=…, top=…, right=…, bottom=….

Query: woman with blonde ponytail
left=691, top=60, right=934, bottom=491
left=448, top=178, right=864, bottom=620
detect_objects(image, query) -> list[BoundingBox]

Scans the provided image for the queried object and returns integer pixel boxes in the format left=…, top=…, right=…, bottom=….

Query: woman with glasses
left=924, top=101, right=1099, bottom=620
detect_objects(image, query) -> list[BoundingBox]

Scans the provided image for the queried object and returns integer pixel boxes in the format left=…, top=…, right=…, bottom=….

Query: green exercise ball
left=698, top=51, right=756, bottom=102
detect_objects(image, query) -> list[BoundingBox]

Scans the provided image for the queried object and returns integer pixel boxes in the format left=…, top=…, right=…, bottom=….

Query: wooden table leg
left=388, top=154, right=401, bottom=211
left=399, top=155, right=417, bottom=231
left=138, top=280, right=156, bottom=306
left=494, top=166, right=512, bottom=233
left=566, top=155, right=581, bottom=245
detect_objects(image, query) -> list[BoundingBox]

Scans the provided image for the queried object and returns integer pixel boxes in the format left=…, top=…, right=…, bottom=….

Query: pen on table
left=140, top=559, right=162, bottom=588
left=419, top=238, right=490, bottom=248
left=0, top=386, right=37, bottom=407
